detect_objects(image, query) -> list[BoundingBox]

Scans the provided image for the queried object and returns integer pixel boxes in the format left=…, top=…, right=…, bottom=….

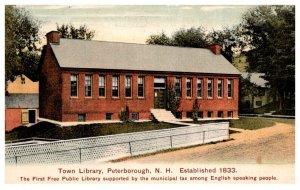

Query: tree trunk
left=278, top=90, right=285, bottom=111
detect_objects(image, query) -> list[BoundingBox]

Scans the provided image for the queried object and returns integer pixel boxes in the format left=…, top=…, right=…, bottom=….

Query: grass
left=230, top=117, right=295, bottom=130
left=5, top=121, right=184, bottom=141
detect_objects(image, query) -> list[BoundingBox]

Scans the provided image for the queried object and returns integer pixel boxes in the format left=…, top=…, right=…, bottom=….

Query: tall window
left=85, top=75, right=92, bottom=97
left=175, top=77, right=181, bottom=97
left=125, top=76, right=132, bottom=97
left=197, top=78, right=203, bottom=97
left=228, top=79, right=233, bottom=98
left=112, top=76, right=119, bottom=97
left=99, top=75, right=105, bottom=97
left=207, top=79, right=213, bottom=98
left=70, top=74, right=78, bottom=97
left=186, top=78, right=192, bottom=97
left=138, top=76, right=144, bottom=97
left=218, top=79, right=223, bottom=98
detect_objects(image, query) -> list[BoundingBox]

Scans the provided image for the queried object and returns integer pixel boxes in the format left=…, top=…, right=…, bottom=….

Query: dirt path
left=118, top=122, right=295, bottom=164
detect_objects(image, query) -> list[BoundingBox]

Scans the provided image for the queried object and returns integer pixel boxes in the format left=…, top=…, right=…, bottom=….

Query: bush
left=119, top=106, right=130, bottom=122
left=191, top=99, right=200, bottom=121
left=272, top=109, right=295, bottom=116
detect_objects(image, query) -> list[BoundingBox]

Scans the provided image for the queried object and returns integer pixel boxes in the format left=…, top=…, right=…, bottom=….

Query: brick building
left=5, top=75, right=39, bottom=131
left=39, top=31, right=240, bottom=122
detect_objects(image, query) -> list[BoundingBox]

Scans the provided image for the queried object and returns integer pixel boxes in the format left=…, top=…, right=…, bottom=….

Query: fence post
left=129, top=142, right=132, bottom=156
left=170, top=136, right=173, bottom=148
left=203, top=131, right=205, bottom=144
left=15, top=156, right=18, bottom=165
left=79, top=148, right=82, bottom=163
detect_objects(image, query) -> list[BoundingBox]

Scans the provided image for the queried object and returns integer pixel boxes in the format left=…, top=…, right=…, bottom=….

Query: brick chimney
left=46, top=31, right=60, bottom=45
left=207, top=44, right=222, bottom=55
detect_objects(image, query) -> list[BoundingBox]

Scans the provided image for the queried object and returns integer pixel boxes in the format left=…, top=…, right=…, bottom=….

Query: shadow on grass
left=5, top=121, right=183, bottom=141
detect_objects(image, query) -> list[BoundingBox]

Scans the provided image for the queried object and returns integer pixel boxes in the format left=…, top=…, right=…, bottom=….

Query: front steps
left=150, top=109, right=178, bottom=122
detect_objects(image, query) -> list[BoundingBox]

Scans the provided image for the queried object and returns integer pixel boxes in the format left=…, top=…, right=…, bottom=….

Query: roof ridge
left=59, top=38, right=212, bottom=51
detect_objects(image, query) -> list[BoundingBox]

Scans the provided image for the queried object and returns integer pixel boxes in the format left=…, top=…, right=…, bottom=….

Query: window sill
left=70, top=96, right=78, bottom=99
left=98, top=96, right=106, bottom=99
left=207, top=97, right=213, bottom=100
left=85, top=97, right=93, bottom=99
left=125, top=97, right=133, bottom=99
left=197, top=97, right=203, bottom=99
left=112, top=97, right=120, bottom=99
left=217, top=97, right=223, bottom=99
left=138, top=97, right=145, bottom=99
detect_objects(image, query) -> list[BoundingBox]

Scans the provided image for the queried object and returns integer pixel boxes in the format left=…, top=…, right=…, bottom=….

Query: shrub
left=119, top=106, right=130, bottom=122
left=191, top=99, right=200, bottom=121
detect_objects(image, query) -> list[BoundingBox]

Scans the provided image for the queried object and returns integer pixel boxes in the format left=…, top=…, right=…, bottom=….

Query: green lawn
left=5, top=121, right=184, bottom=141
left=230, top=117, right=295, bottom=130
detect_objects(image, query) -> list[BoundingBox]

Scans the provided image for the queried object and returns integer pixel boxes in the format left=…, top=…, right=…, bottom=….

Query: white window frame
left=99, top=75, right=106, bottom=97
left=197, top=78, right=203, bottom=98
left=70, top=74, right=78, bottom=97
left=218, top=79, right=223, bottom=98
left=85, top=75, right=92, bottom=97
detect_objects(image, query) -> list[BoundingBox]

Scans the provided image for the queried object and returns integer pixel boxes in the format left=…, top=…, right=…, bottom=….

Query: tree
left=166, top=83, right=181, bottom=117
left=5, top=5, right=41, bottom=84
left=146, top=26, right=243, bottom=63
left=146, top=27, right=208, bottom=48
left=56, top=23, right=95, bottom=40
left=241, top=6, right=295, bottom=110
left=172, top=27, right=208, bottom=48
left=239, top=75, right=260, bottom=110
left=146, top=32, right=172, bottom=45
left=207, top=26, right=242, bottom=62
left=191, top=99, right=200, bottom=122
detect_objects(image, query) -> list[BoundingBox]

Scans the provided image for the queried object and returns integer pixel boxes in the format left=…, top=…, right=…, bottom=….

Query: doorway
left=28, top=109, right=36, bottom=123
left=154, top=77, right=167, bottom=109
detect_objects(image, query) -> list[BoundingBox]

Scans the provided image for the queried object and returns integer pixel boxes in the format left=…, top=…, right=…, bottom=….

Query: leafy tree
left=146, top=27, right=209, bottom=48
left=172, top=27, right=208, bottom=48
left=166, top=83, right=181, bottom=117
left=5, top=5, right=41, bottom=84
left=241, top=6, right=295, bottom=110
left=146, top=26, right=242, bottom=63
left=207, top=26, right=242, bottom=62
left=146, top=32, right=172, bottom=45
left=191, top=99, right=200, bottom=122
left=56, top=23, right=95, bottom=40
left=239, top=75, right=260, bottom=110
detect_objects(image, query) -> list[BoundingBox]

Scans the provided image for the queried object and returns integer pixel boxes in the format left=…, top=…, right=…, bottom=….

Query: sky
left=22, top=5, right=255, bottom=44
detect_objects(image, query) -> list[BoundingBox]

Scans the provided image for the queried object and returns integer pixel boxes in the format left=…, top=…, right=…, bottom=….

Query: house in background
left=240, top=72, right=273, bottom=109
left=39, top=31, right=240, bottom=123
left=5, top=75, right=39, bottom=131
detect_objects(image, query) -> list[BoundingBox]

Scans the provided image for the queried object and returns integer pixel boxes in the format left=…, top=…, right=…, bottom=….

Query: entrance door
left=154, top=77, right=167, bottom=109
left=154, top=89, right=166, bottom=109
left=28, top=109, right=36, bottom=123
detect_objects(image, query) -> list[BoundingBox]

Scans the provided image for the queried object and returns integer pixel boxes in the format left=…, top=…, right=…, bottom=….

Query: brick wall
left=5, top=109, right=21, bottom=132
left=59, top=71, right=239, bottom=122
left=39, top=46, right=62, bottom=121
left=5, top=109, right=40, bottom=132
left=61, top=72, right=154, bottom=121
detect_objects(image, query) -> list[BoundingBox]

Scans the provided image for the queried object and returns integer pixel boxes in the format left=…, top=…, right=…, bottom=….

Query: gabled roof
left=7, top=75, right=39, bottom=94
left=5, top=94, right=39, bottom=109
left=241, top=72, right=268, bottom=88
left=50, top=39, right=240, bottom=75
